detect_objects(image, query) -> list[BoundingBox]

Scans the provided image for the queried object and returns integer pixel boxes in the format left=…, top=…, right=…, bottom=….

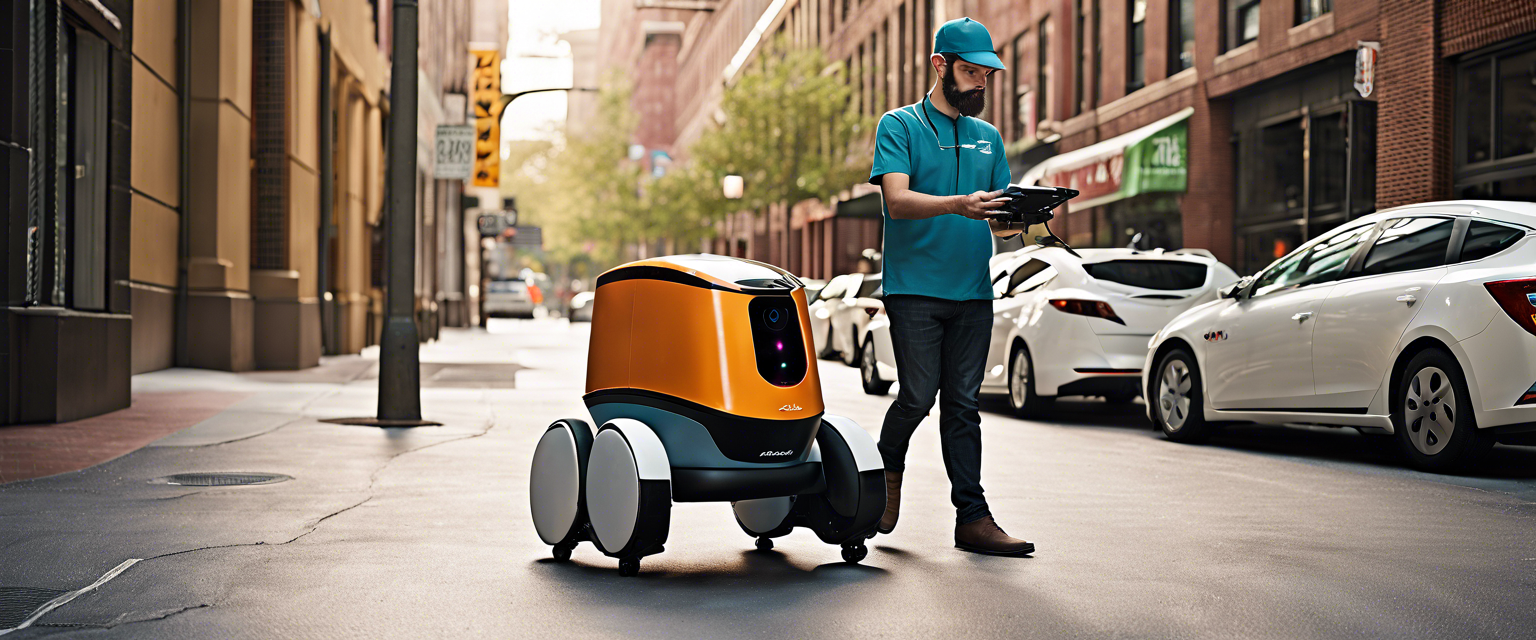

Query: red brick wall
left=1441, top=0, right=1536, bottom=57
left=633, top=33, right=681, bottom=154
left=1376, top=0, right=1452, bottom=207
left=1183, top=89, right=1234, bottom=263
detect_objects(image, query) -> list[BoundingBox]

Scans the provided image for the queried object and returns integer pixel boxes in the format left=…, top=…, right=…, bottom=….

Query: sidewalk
left=0, top=324, right=549, bottom=484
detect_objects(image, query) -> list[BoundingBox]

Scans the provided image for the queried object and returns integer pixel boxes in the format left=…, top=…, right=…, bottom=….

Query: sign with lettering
left=434, top=125, right=474, bottom=179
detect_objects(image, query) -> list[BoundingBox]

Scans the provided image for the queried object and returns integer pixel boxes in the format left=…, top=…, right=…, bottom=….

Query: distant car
left=568, top=291, right=596, bottom=322
left=809, top=274, right=860, bottom=360
left=1145, top=200, right=1536, bottom=472
left=830, top=274, right=883, bottom=367
left=484, top=278, right=537, bottom=318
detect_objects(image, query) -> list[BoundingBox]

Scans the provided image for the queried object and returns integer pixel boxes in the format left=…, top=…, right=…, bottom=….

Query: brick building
left=1, top=0, right=504, bottom=425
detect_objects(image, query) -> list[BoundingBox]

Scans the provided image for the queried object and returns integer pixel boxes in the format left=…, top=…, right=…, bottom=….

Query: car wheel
left=842, top=329, right=860, bottom=367
left=861, top=336, right=893, bottom=396
left=1008, top=345, right=1052, bottom=418
left=818, top=324, right=837, bottom=360
left=1153, top=348, right=1211, bottom=442
left=1393, top=348, right=1492, bottom=473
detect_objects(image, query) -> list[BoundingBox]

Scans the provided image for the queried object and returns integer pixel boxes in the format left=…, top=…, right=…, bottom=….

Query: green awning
left=1019, top=107, right=1192, bottom=209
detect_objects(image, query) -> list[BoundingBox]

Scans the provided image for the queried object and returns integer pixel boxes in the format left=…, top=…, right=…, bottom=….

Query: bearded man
left=867, top=17, right=1035, bottom=556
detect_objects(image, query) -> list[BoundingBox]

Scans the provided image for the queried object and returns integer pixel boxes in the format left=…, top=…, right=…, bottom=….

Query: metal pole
left=318, top=28, right=336, bottom=355
left=378, top=0, right=422, bottom=421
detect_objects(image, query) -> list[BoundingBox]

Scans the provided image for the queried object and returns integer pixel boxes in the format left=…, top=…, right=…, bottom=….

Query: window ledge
left=1288, top=12, right=1336, bottom=50
left=1214, top=41, right=1259, bottom=75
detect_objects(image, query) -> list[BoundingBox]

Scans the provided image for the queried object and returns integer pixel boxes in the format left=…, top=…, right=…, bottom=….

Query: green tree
left=685, top=36, right=877, bottom=215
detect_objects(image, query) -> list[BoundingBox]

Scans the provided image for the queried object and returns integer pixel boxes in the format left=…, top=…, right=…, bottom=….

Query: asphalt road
left=2, top=318, right=1534, bottom=638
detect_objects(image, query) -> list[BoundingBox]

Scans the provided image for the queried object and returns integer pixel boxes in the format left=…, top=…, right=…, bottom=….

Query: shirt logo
left=958, top=140, right=993, bottom=155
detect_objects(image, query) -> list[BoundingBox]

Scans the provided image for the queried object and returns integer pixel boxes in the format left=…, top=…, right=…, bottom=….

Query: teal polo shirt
left=870, top=97, right=1010, bottom=302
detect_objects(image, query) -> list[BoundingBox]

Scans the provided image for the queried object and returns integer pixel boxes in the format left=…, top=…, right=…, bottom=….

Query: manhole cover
left=157, top=472, right=292, bottom=486
left=0, top=587, right=67, bottom=628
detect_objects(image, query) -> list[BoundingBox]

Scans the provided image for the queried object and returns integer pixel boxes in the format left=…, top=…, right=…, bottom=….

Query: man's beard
left=942, top=65, right=987, bottom=117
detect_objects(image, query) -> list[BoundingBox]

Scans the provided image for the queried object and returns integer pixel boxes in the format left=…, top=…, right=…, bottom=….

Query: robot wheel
left=530, top=419, right=594, bottom=553
left=755, top=537, right=774, bottom=551
left=587, top=419, right=672, bottom=573
left=841, top=543, right=868, bottom=563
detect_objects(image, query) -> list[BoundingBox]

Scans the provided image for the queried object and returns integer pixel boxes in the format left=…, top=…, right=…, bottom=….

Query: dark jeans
left=877, top=294, right=992, bottom=526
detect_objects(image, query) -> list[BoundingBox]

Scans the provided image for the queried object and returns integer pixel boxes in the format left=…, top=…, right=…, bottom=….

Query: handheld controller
left=984, top=185, right=1082, bottom=258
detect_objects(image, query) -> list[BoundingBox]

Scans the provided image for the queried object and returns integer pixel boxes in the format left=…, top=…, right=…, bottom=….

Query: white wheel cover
left=587, top=430, right=641, bottom=553
left=733, top=497, right=793, bottom=534
left=529, top=427, right=580, bottom=545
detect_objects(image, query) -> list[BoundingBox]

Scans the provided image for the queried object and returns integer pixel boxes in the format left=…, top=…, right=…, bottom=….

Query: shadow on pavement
left=1201, top=423, right=1536, bottom=480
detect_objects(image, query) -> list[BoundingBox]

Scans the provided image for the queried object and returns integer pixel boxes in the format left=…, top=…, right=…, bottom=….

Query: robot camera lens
left=763, top=307, right=788, bottom=331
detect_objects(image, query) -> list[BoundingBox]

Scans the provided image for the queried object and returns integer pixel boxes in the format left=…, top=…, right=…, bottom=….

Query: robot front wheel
left=586, top=419, right=673, bottom=577
left=729, top=414, right=887, bottom=563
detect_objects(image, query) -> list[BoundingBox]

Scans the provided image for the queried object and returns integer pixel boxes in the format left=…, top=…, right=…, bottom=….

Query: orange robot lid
left=595, top=255, right=804, bottom=294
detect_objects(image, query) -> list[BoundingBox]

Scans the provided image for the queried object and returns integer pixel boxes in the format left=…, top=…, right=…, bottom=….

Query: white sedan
left=860, top=246, right=1239, bottom=404
left=1145, top=200, right=1536, bottom=472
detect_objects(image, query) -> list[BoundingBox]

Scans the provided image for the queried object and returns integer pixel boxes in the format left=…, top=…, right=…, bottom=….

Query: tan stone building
left=2, top=0, right=503, bottom=424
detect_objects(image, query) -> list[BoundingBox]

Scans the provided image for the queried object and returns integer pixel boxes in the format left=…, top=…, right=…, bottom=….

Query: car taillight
left=1048, top=299, right=1125, bottom=325
left=528, top=284, right=544, bottom=305
left=1518, top=381, right=1536, bottom=406
left=1483, top=278, right=1536, bottom=337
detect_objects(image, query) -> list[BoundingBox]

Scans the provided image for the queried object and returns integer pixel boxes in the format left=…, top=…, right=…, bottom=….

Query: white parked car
left=860, top=246, right=1239, bottom=403
left=830, top=274, right=883, bottom=367
left=1144, top=200, right=1536, bottom=472
left=567, top=291, right=596, bottom=322
left=809, top=274, right=859, bottom=360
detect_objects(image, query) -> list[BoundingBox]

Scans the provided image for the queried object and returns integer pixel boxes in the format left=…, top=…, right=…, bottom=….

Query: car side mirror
left=1220, top=277, right=1254, bottom=300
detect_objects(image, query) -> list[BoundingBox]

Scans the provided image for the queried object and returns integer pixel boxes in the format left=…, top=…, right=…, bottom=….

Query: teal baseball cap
left=934, top=18, right=1005, bottom=70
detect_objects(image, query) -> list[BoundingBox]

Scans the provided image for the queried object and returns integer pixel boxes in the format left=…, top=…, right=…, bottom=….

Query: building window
left=1456, top=41, right=1536, bottom=200
left=1074, top=1, right=1086, bottom=115
left=1038, top=17, right=1053, bottom=126
left=1296, top=0, right=1332, bottom=25
left=1014, top=31, right=1033, bottom=140
left=1128, top=0, right=1146, bottom=92
left=1225, top=0, right=1260, bottom=52
left=1170, top=0, right=1194, bottom=73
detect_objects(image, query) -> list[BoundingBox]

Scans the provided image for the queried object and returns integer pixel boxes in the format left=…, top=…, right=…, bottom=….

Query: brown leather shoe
left=955, top=516, right=1035, bottom=556
left=877, top=471, right=902, bottom=534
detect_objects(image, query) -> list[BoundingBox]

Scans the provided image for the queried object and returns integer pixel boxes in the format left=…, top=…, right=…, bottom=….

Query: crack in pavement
left=36, top=604, right=212, bottom=631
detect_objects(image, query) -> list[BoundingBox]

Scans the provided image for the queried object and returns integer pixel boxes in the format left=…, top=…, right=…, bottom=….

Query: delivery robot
left=529, top=255, right=886, bottom=576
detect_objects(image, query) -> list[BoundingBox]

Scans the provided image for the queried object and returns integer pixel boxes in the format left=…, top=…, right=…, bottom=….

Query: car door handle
left=1396, top=294, right=1417, bottom=305
left=1291, top=311, right=1314, bottom=322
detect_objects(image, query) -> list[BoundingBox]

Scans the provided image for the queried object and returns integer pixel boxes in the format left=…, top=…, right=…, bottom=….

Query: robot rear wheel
left=530, top=419, right=595, bottom=556
left=841, top=543, right=867, bottom=563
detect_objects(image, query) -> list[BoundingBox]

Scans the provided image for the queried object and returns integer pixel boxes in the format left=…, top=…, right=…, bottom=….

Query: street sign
left=434, top=124, right=474, bottom=179
left=508, top=226, right=543, bottom=249
left=477, top=212, right=507, bottom=237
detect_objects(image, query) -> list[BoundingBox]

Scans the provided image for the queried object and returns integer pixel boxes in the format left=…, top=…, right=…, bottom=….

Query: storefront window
left=1310, top=110, right=1347, bottom=217
left=1233, top=58, right=1373, bottom=276
left=1090, top=195, right=1183, bottom=251
left=1499, top=48, right=1536, bottom=159
left=1456, top=40, right=1536, bottom=199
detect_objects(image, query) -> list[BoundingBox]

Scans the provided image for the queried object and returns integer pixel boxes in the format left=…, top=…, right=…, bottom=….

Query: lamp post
left=721, top=175, right=743, bottom=257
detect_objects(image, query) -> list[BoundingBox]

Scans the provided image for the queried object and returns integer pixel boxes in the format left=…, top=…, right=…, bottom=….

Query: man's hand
left=955, top=190, right=1007, bottom=220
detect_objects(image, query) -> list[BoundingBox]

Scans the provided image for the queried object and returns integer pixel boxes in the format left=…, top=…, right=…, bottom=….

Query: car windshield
left=1083, top=260, right=1207, bottom=291
left=487, top=280, right=527, bottom=293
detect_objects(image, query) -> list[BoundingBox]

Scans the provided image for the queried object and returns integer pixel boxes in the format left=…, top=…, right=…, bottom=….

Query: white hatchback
left=860, top=246, right=1240, bottom=406
left=1144, top=200, right=1536, bottom=472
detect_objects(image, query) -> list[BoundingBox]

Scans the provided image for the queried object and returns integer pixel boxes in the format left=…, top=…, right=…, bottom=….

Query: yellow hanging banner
left=471, top=50, right=503, bottom=188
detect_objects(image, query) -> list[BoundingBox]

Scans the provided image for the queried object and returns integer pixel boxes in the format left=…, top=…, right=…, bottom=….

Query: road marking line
left=0, top=558, right=141, bottom=636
